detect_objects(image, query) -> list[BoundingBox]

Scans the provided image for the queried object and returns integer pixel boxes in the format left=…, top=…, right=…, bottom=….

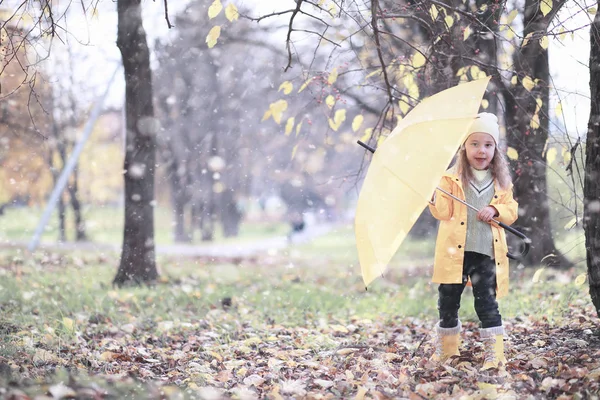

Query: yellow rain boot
left=430, top=321, right=461, bottom=363
left=480, top=327, right=507, bottom=370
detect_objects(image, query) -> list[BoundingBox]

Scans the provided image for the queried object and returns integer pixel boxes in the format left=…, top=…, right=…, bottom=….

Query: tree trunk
left=220, top=190, right=242, bottom=237
left=585, top=5, right=600, bottom=317
left=68, top=168, right=87, bottom=241
left=170, top=162, right=191, bottom=242
left=52, top=121, right=67, bottom=243
left=504, top=0, right=570, bottom=267
left=113, top=0, right=158, bottom=286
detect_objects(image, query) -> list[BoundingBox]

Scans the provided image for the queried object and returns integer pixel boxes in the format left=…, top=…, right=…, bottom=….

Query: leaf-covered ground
left=0, top=229, right=598, bottom=399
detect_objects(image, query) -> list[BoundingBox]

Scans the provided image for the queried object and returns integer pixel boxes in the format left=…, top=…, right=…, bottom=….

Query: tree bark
left=504, top=0, right=570, bottom=267
left=585, top=4, right=600, bottom=317
left=113, top=0, right=158, bottom=286
left=67, top=168, right=87, bottom=241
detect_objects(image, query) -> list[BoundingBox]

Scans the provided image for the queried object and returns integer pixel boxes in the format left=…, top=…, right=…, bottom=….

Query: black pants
left=438, top=251, right=502, bottom=329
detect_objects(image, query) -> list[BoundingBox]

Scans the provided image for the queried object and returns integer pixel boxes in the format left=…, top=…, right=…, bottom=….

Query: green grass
left=0, top=205, right=289, bottom=246
left=0, top=224, right=589, bottom=342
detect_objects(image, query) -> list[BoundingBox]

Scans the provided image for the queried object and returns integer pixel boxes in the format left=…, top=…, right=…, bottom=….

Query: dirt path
left=0, top=223, right=336, bottom=258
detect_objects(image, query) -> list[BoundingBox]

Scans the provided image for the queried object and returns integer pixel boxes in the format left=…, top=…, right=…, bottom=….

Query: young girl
left=428, top=112, right=518, bottom=370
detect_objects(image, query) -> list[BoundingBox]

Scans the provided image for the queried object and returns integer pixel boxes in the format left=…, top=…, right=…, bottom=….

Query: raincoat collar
left=441, top=166, right=510, bottom=195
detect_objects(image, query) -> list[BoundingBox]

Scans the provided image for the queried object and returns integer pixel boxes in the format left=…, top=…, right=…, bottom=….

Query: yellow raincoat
left=428, top=169, right=519, bottom=298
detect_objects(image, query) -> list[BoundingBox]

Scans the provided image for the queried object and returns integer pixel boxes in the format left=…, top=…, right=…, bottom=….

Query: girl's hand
left=477, top=206, right=498, bottom=222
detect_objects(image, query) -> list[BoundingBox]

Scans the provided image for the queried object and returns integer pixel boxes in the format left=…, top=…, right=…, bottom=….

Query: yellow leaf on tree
left=328, top=68, right=339, bottom=85
left=506, top=9, right=519, bottom=25
left=546, top=147, right=557, bottom=164
left=352, top=115, right=364, bottom=132
left=278, top=81, right=293, bottom=95
left=481, top=99, right=489, bottom=109
left=399, top=97, right=410, bottom=114
left=298, top=77, right=312, bottom=93
left=540, top=0, right=552, bottom=17
left=412, top=52, right=426, bottom=69
left=574, top=273, right=587, bottom=286
left=285, top=117, right=295, bottom=136
left=328, top=109, right=346, bottom=131
left=430, top=5, right=439, bottom=20
left=269, top=99, right=288, bottom=124
left=291, top=144, right=299, bottom=160
left=559, top=27, right=567, bottom=41
left=555, top=102, right=563, bottom=117
left=530, top=114, right=540, bottom=129
left=206, top=26, right=221, bottom=48
left=463, top=25, right=472, bottom=41
left=539, top=35, right=549, bottom=50
left=208, top=0, right=223, bottom=19
left=506, top=147, right=519, bottom=160
left=360, top=128, right=373, bottom=144
left=511, top=75, right=518, bottom=85
left=564, top=150, right=572, bottom=164
left=408, top=83, right=420, bottom=100
left=295, top=121, right=302, bottom=136
left=444, top=15, right=454, bottom=29
left=588, top=7, right=597, bottom=15
left=262, top=110, right=272, bottom=121
left=536, top=97, right=543, bottom=112
left=522, top=32, right=535, bottom=47
left=225, top=3, right=239, bottom=21
left=522, top=76, right=535, bottom=92
left=325, top=95, right=336, bottom=109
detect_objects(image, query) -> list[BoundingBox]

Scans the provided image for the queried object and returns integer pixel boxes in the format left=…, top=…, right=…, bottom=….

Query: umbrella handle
left=357, top=141, right=531, bottom=260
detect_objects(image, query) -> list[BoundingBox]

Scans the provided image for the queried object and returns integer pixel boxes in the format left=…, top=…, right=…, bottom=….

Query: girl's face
left=464, top=132, right=496, bottom=170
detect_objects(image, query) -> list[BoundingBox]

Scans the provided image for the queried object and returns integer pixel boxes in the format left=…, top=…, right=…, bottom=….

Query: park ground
left=0, top=224, right=599, bottom=399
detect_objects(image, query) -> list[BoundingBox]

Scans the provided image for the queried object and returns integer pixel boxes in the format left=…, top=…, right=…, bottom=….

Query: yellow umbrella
left=355, top=77, right=491, bottom=288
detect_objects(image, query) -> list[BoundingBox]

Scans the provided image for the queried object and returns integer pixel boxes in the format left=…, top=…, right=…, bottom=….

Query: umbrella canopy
left=355, top=77, right=491, bottom=287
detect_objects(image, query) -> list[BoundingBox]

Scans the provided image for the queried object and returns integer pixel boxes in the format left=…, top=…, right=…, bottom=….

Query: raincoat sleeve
left=428, top=177, right=454, bottom=221
left=492, top=186, right=518, bottom=226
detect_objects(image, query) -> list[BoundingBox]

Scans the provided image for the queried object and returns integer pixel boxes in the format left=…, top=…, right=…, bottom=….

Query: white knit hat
left=465, top=112, right=500, bottom=145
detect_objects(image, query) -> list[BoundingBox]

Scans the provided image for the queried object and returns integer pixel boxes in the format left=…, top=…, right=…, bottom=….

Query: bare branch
left=370, top=0, right=393, bottom=107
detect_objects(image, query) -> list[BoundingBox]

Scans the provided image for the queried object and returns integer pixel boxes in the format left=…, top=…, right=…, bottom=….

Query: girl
left=428, top=112, right=518, bottom=370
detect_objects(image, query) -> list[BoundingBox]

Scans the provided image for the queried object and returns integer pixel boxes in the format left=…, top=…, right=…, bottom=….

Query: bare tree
left=585, top=2, right=600, bottom=316
left=113, top=0, right=158, bottom=286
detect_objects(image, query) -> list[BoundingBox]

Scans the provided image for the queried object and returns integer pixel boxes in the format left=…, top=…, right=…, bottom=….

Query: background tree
left=113, top=0, right=158, bottom=286
left=503, top=0, right=570, bottom=267
left=585, top=2, right=600, bottom=316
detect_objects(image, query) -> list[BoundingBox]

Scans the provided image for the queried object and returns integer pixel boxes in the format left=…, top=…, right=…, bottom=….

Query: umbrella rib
left=382, top=165, right=428, bottom=202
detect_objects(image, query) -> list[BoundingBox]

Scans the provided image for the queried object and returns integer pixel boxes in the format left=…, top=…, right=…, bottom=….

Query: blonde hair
left=456, top=145, right=512, bottom=190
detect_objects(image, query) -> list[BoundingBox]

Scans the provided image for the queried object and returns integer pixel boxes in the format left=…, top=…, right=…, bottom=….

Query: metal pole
left=28, top=65, right=121, bottom=252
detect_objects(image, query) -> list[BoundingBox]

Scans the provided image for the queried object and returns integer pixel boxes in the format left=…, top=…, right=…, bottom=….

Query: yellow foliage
left=285, top=117, right=295, bottom=136
left=325, top=95, right=336, bottom=109
left=540, top=0, right=552, bottom=16
left=206, top=26, right=221, bottom=48
left=278, top=81, right=293, bottom=95
left=411, top=52, right=426, bottom=69
left=463, top=25, right=472, bottom=40
left=225, top=3, right=239, bottom=21
left=327, top=68, right=339, bottom=85
left=328, top=109, right=346, bottom=131
left=352, top=115, right=364, bottom=132
left=522, top=76, right=535, bottom=92
left=208, top=0, right=223, bottom=19
left=506, top=147, right=519, bottom=160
